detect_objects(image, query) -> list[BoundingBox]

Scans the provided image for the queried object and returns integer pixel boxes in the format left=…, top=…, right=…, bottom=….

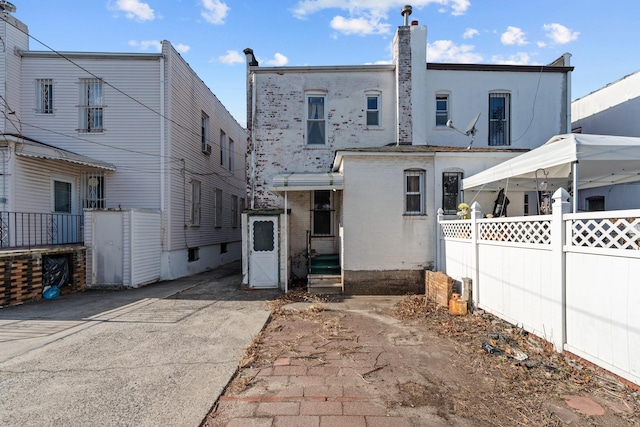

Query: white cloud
left=292, top=0, right=471, bottom=33
left=218, top=50, right=244, bottom=64
left=492, top=52, right=536, bottom=65
left=128, top=39, right=162, bottom=52
left=537, top=41, right=547, bottom=48
left=174, top=44, right=191, bottom=54
left=543, top=23, right=579, bottom=44
left=201, top=0, right=230, bottom=25
left=427, top=40, right=483, bottom=63
left=330, top=15, right=391, bottom=35
left=501, top=26, right=527, bottom=46
left=463, top=28, right=479, bottom=39
left=264, top=53, right=289, bottom=67
left=112, top=0, right=155, bottom=21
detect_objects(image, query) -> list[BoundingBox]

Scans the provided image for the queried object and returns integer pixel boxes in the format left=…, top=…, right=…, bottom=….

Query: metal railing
left=0, top=212, right=84, bottom=249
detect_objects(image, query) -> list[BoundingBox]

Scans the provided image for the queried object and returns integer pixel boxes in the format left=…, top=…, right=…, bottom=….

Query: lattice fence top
left=571, top=217, right=640, bottom=250
left=480, top=220, right=551, bottom=244
left=441, top=221, right=471, bottom=239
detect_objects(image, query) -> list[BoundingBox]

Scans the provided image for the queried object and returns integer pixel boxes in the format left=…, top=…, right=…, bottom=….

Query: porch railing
left=0, top=212, right=84, bottom=249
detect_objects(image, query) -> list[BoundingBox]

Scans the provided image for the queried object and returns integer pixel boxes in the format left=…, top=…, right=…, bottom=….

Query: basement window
left=188, top=247, right=199, bottom=262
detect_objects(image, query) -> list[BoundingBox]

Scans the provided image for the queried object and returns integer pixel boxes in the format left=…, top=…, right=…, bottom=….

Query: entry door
left=52, top=178, right=77, bottom=244
left=249, top=216, right=279, bottom=288
left=93, top=211, right=124, bottom=285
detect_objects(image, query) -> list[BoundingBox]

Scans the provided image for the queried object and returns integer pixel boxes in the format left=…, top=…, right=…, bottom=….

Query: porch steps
left=309, top=254, right=340, bottom=275
left=307, top=274, right=343, bottom=295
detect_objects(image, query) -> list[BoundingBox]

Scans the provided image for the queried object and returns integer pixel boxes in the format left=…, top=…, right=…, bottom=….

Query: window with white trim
left=220, top=130, right=227, bottom=167
left=366, top=93, right=380, bottom=126
left=78, top=78, right=104, bottom=133
left=214, top=188, right=223, bottom=228
left=404, top=170, right=425, bottom=215
left=306, top=94, right=326, bottom=145
left=436, top=94, right=449, bottom=126
left=201, top=112, right=211, bottom=154
left=312, top=190, right=332, bottom=236
left=489, top=92, right=510, bottom=146
left=191, top=179, right=201, bottom=226
left=36, top=79, right=54, bottom=114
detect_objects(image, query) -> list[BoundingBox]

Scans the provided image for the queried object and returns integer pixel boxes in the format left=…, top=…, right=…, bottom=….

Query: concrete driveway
left=0, top=262, right=279, bottom=427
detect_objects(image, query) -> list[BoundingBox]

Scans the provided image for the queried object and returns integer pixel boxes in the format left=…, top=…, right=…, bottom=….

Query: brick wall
left=0, top=247, right=86, bottom=307
left=425, top=270, right=453, bottom=307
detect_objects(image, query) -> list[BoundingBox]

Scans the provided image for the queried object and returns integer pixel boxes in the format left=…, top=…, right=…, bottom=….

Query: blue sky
left=12, top=0, right=640, bottom=126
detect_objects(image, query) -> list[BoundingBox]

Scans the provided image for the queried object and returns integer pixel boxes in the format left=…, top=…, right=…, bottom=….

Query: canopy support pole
left=572, top=161, right=578, bottom=213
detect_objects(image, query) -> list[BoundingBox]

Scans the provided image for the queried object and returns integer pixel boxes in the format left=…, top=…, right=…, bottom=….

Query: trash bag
left=43, top=256, right=70, bottom=288
left=43, top=285, right=60, bottom=300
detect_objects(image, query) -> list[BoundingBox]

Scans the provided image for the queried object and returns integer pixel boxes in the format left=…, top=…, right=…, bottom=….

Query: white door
left=93, top=211, right=124, bottom=285
left=249, top=216, right=279, bottom=288
left=51, top=177, right=78, bottom=244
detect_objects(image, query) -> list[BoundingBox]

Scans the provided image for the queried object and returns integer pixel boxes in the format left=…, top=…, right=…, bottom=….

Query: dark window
left=253, top=220, right=275, bottom=251
left=436, top=95, right=449, bottom=126
left=312, top=190, right=332, bottom=236
left=188, top=247, right=199, bottom=262
left=307, top=96, right=326, bottom=144
left=443, top=172, right=462, bottom=214
left=489, top=93, right=510, bottom=146
left=587, top=196, right=605, bottom=211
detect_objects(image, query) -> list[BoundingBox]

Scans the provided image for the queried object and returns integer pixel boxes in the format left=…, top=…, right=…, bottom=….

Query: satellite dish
left=447, top=112, right=481, bottom=149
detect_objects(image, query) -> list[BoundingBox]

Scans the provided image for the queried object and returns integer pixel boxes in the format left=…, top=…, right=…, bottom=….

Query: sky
left=11, top=0, right=640, bottom=127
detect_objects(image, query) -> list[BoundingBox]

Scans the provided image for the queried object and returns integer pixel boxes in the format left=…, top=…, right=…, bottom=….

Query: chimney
left=401, top=5, right=412, bottom=26
left=243, top=48, right=259, bottom=67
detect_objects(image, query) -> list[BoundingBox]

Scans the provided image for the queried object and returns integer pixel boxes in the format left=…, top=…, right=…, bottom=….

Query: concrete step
left=308, top=274, right=342, bottom=295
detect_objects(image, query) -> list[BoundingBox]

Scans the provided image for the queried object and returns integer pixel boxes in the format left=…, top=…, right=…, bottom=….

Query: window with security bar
left=442, top=172, right=463, bottom=214
left=488, top=93, right=510, bottom=146
left=36, top=79, right=54, bottom=114
left=79, top=78, right=104, bottom=133
left=81, top=172, right=105, bottom=209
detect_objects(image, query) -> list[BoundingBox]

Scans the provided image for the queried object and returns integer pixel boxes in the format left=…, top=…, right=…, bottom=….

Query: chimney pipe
left=401, top=5, right=412, bottom=26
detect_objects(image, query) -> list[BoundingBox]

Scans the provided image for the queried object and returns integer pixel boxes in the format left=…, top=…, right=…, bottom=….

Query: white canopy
left=463, top=133, right=640, bottom=192
left=271, top=172, right=344, bottom=192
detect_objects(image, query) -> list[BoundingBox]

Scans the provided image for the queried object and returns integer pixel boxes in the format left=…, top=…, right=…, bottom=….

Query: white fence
left=438, top=188, right=640, bottom=386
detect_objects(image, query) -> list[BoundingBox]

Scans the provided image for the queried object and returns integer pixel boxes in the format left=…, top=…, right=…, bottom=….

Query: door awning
left=271, top=172, right=344, bottom=192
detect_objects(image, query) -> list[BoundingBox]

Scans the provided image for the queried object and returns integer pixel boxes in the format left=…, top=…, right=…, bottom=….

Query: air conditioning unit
left=202, top=142, right=212, bottom=155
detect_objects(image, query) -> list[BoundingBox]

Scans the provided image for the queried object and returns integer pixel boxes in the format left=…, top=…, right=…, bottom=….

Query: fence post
left=550, top=187, right=571, bottom=352
left=436, top=208, right=444, bottom=271
left=470, top=201, right=482, bottom=310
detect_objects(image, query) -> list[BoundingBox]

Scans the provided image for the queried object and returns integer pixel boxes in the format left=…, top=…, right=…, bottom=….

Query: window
left=228, top=139, right=234, bottom=172
left=201, top=112, right=211, bottom=154
left=405, top=170, right=425, bottom=215
left=587, top=196, right=605, bottom=211
left=79, top=78, right=104, bottom=133
left=53, top=180, right=72, bottom=213
left=220, top=130, right=227, bottom=167
left=306, top=95, right=326, bottom=145
left=191, top=179, right=201, bottom=226
left=442, top=172, right=462, bottom=215
left=36, top=79, right=53, bottom=114
left=81, top=172, right=105, bottom=209
left=312, top=190, right=332, bottom=236
left=188, top=247, right=200, bottom=262
left=366, top=94, right=380, bottom=126
left=231, top=195, right=238, bottom=228
left=215, top=188, right=223, bottom=227
left=489, top=93, right=510, bottom=146
left=436, top=94, right=449, bottom=126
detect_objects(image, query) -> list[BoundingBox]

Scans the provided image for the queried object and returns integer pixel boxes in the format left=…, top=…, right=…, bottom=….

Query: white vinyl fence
left=438, top=188, right=640, bottom=386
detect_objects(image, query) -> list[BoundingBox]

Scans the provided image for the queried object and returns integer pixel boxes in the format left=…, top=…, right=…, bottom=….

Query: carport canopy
left=271, top=172, right=344, bottom=192
left=463, top=133, right=640, bottom=192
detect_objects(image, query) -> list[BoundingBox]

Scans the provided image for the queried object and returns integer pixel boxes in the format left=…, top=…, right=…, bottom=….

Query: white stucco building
left=572, top=69, right=640, bottom=210
left=242, top=8, right=573, bottom=294
left=0, top=4, right=246, bottom=286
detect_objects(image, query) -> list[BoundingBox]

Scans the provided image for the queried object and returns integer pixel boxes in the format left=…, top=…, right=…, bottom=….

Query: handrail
left=0, top=211, right=84, bottom=249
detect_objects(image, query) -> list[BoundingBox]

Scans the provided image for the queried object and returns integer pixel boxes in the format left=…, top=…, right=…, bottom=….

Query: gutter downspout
left=564, top=53, right=572, bottom=134
left=284, top=192, right=288, bottom=293
left=160, top=54, right=166, bottom=229
left=250, top=74, right=256, bottom=209
left=572, top=161, right=578, bottom=213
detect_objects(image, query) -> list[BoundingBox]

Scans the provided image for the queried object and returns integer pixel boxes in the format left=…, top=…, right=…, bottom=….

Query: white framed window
left=78, top=78, right=104, bottom=133
left=231, top=195, right=238, bottom=228
left=201, top=112, right=211, bottom=154
left=191, top=179, right=201, bottom=226
left=214, top=188, right=223, bottom=228
left=442, top=171, right=463, bottom=215
left=489, top=92, right=510, bottom=146
left=81, top=171, right=105, bottom=209
left=404, top=170, right=425, bottom=215
left=306, top=94, right=326, bottom=145
left=312, top=190, right=333, bottom=236
left=365, top=93, right=380, bottom=127
left=36, top=79, right=54, bottom=114
left=436, top=94, right=449, bottom=126
left=228, top=139, right=234, bottom=172
left=220, top=130, right=227, bottom=167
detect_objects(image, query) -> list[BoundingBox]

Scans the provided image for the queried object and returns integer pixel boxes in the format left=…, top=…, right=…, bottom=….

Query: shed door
left=93, top=212, right=124, bottom=285
left=249, top=216, right=278, bottom=288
